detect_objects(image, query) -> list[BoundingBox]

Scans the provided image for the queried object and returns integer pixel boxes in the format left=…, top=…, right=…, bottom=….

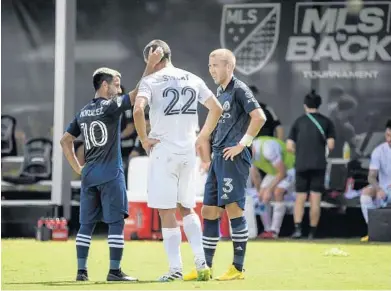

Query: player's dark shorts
left=203, top=149, right=251, bottom=210
left=295, top=169, right=325, bottom=193
left=80, top=172, right=128, bottom=224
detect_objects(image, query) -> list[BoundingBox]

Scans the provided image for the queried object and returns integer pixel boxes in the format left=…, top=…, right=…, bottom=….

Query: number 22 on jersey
left=163, top=86, right=197, bottom=116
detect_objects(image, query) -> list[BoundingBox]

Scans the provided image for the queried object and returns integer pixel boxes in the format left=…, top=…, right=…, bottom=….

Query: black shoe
left=76, top=269, right=88, bottom=281
left=308, top=227, right=316, bottom=240
left=107, top=268, right=138, bottom=282
left=291, top=228, right=302, bottom=239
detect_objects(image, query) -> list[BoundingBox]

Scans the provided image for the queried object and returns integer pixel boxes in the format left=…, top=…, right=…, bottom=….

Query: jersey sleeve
left=369, top=148, right=381, bottom=170
left=236, top=86, right=261, bottom=114
left=137, top=78, right=152, bottom=104
left=263, top=141, right=282, bottom=166
left=105, top=94, right=132, bottom=116
left=197, top=79, right=213, bottom=105
left=65, top=116, right=81, bottom=137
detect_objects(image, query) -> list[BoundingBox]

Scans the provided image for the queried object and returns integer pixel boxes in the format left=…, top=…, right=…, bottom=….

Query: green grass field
left=2, top=239, right=390, bottom=290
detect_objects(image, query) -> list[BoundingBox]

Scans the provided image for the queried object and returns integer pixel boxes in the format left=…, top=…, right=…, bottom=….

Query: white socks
left=260, top=203, right=272, bottom=231
left=183, top=213, right=206, bottom=270
left=360, top=195, right=375, bottom=224
left=271, top=202, right=286, bottom=234
left=162, top=227, right=182, bottom=272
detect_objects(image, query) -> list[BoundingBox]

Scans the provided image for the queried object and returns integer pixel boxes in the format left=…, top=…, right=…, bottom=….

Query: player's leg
left=216, top=153, right=250, bottom=281
left=76, top=185, right=101, bottom=281
left=201, top=157, right=222, bottom=269
left=292, top=170, right=309, bottom=239
left=183, top=157, right=221, bottom=281
left=270, top=170, right=294, bottom=237
left=148, top=146, right=183, bottom=281
left=258, top=175, right=274, bottom=237
left=360, top=185, right=376, bottom=241
left=100, top=173, right=137, bottom=282
left=177, top=154, right=210, bottom=281
left=308, top=169, right=325, bottom=239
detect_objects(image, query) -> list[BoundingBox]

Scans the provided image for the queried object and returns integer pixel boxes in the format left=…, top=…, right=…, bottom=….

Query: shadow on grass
left=7, top=279, right=207, bottom=286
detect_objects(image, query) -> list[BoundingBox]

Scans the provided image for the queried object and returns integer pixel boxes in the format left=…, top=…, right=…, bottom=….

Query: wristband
left=239, top=134, right=254, bottom=147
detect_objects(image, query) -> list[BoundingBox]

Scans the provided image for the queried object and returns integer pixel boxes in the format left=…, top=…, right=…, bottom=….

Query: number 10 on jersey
left=80, top=121, right=108, bottom=150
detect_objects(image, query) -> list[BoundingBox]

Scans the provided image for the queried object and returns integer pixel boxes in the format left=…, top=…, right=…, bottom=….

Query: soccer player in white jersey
left=133, top=40, right=223, bottom=282
left=360, top=120, right=391, bottom=242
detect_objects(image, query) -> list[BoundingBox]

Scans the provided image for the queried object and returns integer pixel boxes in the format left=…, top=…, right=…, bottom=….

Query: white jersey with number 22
left=137, top=66, right=213, bottom=153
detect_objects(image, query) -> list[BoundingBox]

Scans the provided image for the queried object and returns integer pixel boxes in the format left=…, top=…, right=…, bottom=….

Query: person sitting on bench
left=360, top=119, right=391, bottom=242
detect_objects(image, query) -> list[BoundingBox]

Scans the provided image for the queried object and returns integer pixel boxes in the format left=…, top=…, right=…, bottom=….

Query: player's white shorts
left=147, top=143, right=197, bottom=209
left=260, top=168, right=295, bottom=192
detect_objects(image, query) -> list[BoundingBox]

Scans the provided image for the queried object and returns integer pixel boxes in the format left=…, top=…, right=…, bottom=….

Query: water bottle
left=343, top=142, right=351, bottom=160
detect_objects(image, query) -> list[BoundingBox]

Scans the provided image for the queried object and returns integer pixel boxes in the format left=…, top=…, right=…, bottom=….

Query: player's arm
left=326, top=119, right=336, bottom=151
left=367, top=149, right=380, bottom=191
left=196, top=80, right=222, bottom=163
left=250, top=165, right=262, bottom=191
left=264, top=142, right=287, bottom=191
left=60, top=117, right=83, bottom=175
left=198, top=96, right=223, bottom=139
left=239, top=87, right=266, bottom=146
left=223, top=88, right=266, bottom=160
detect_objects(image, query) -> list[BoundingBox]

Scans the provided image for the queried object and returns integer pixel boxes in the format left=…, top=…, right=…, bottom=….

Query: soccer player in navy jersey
left=60, top=67, right=138, bottom=281
left=185, top=49, right=266, bottom=281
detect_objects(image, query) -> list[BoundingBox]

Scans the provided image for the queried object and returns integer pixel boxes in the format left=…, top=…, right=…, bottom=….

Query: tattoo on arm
left=368, top=169, right=379, bottom=190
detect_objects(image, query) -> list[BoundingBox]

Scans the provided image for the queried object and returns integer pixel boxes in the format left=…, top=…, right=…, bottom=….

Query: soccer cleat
left=76, top=269, right=88, bottom=281
left=215, top=265, right=244, bottom=281
left=361, top=235, right=369, bottom=242
left=157, top=271, right=183, bottom=282
left=107, top=269, right=138, bottom=281
left=258, top=231, right=278, bottom=239
left=197, top=267, right=212, bottom=281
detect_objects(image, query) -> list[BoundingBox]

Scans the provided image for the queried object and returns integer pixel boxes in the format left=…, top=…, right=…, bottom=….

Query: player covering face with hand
left=133, top=40, right=223, bottom=282
left=184, top=49, right=266, bottom=281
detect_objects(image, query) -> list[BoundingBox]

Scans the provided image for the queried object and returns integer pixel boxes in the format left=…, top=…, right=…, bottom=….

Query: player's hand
left=200, top=161, right=211, bottom=174
left=196, top=134, right=210, bottom=162
left=141, top=138, right=160, bottom=155
left=76, top=166, right=84, bottom=175
left=376, top=189, right=386, bottom=200
left=147, top=46, right=164, bottom=68
left=223, top=144, right=245, bottom=161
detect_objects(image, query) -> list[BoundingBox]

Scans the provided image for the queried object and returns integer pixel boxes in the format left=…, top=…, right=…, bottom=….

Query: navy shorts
left=80, top=172, right=129, bottom=224
left=203, top=149, right=251, bottom=210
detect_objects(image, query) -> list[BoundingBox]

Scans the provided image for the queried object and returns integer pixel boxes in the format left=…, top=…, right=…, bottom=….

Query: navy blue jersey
left=211, top=77, right=260, bottom=152
left=66, top=94, right=132, bottom=187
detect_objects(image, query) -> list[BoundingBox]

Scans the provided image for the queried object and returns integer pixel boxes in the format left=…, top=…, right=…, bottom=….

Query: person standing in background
left=287, top=90, right=336, bottom=239
left=249, top=85, right=284, bottom=140
left=327, top=86, right=358, bottom=159
left=118, top=85, right=137, bottom=186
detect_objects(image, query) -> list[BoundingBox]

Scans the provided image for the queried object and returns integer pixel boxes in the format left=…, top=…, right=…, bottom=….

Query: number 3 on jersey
left=163, top=86, right=197, bottom=115
left=80, top=121, right=108, bottom=150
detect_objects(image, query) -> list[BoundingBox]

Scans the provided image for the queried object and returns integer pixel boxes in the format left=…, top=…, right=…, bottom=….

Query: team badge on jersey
left=220, top=3, right=281, bottom=76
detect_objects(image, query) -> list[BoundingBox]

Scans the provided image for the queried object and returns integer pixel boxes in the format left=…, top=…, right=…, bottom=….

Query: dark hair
left=386, top=119, right=391, bottom=129
left=249, top=85, right=259, bottom=95
left=143, top=39, right=171, bottom=63
left=304, top=89, right=322, bottom=109
left=93, top=73, right=114, bottom=91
